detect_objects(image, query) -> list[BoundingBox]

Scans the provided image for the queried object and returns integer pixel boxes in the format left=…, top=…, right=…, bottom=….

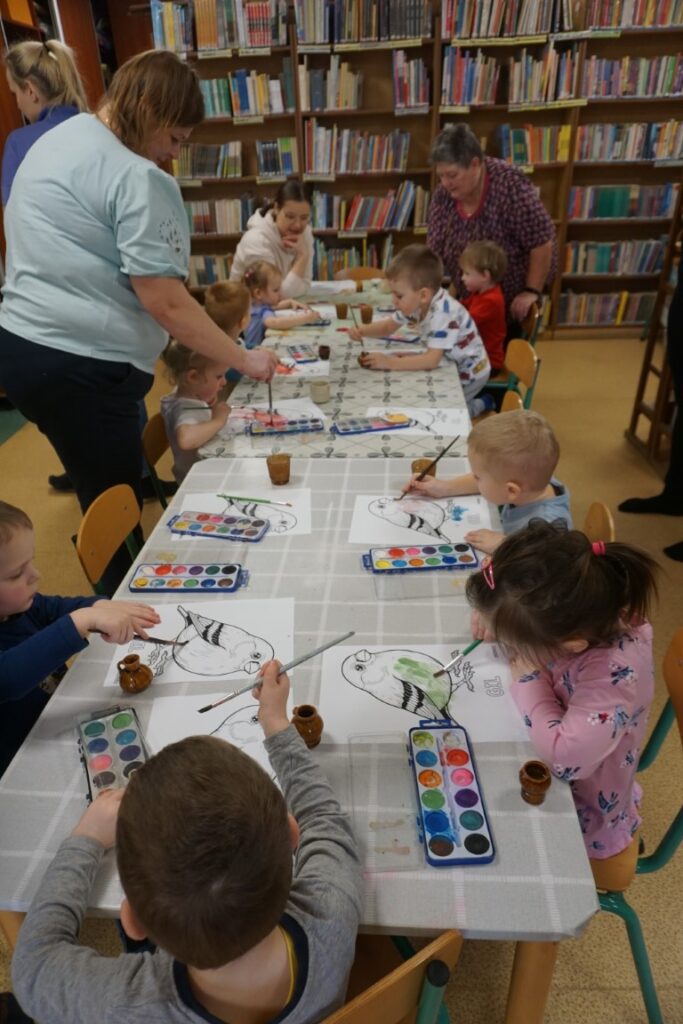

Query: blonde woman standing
left=2, top=38, right=88, bottom=205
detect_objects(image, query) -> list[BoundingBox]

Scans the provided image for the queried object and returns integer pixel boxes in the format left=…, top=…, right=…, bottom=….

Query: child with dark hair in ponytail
left=466, top=520, right=658, bottom=860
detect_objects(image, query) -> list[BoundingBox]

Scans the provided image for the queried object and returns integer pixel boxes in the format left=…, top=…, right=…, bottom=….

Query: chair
left=591, top=627, right=683, bottom=1024
left=333, top=266, right=386, bottom=282
left=487, top=339, right=541, bottom=409
left=519, top=301, right=542, bottom=347
left=142, top=412, right=171, bottom=509
left=75, top=484, right=141, bottom=595
left=500, top=390, right=523, bottom=413
left=582, top=501, right=616, bottom=543
left=324, top=930, right=462, bottom=1024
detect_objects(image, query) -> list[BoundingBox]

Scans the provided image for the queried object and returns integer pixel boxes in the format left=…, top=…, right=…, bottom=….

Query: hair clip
left=592, top=541, right=606, bottom=556
left=482, top=556, right=495, bottom=590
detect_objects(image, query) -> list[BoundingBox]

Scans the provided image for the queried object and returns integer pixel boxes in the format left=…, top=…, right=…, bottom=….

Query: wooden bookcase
left=135, top=0, right=683, bottom=338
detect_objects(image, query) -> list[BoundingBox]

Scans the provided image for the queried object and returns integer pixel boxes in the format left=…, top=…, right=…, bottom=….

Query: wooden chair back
left=334, top=266, right=386, bottom=282
left=500, top=390, right=523, bottom=412
left=520, top=301, right=541, bottom=345
left=504, top=339, right=538, bottom=389
left=662, top=627, right=683, bottom=746
left=142, top=412, right=169, bottom=468
left=323, top=931, right=462, bottom=1024
left=75, top=484, right=141, bottom=590
left=582, top=501, right=616, bottom=543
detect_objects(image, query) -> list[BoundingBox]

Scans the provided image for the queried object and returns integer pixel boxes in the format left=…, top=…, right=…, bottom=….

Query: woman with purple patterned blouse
left=427, top=124, right=557, bottom=324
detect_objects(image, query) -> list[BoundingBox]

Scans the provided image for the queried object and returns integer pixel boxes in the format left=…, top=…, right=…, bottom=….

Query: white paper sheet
left=365, top=407, right=471, bottom=437
left=318, top=643, right=526, bottom=743
left=179, top=490, right=312, bottom=536
left=103, top=599, right=294, bottom=687
left=146, top=691, right=294, bottom=779
left=306, top=280, right=356, bottom=297
left=347, top=493, right=492, bottom=546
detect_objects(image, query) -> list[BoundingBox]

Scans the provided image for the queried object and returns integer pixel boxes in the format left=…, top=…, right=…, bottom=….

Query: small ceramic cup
left=519, top=760, right=552, bottom=805
left=335, top=302, right=348, bottom=319
left=412, top=457, right=436, bottom=479
left=359, top=304, right=373, bottom=325
left=310, top=380, right=330, bottom=404
left=318, top=344, right=331, bottom=360
left=266, top=453, right=291, bottom=485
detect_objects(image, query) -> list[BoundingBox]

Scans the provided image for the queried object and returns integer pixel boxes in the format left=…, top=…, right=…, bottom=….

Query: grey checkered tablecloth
left=0, top=459, right=597, bottom=939
left=199, top=323, right=469, bottom=461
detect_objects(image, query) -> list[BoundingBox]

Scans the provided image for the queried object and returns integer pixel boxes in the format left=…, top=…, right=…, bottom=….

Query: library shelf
left=303, top=107, right=432, bottom=117
left=561, top=272, right=661, bottom=280
left=567, top=218, right=671, bottom=225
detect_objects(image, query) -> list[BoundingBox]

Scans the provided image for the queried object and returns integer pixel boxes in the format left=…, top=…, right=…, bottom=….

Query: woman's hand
left=510, top=290, right=537, bottom=322
left=243, top=347, right=279, bottom=381
left=282, top=233, right=309, bottom=258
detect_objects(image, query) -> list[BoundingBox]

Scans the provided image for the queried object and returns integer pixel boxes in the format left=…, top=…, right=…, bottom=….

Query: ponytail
left=5, top=39, right=88, bottom=112
left=465, top=520, right=658, bottom=660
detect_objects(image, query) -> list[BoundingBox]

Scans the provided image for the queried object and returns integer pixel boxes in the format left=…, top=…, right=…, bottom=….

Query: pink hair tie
left=482, top=557, right=495, bottom=590
left=592, top=541, right=606, bottom=556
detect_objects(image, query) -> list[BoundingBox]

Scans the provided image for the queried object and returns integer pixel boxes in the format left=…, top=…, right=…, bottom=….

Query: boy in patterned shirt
left=349, top=244, right=491, bottom=417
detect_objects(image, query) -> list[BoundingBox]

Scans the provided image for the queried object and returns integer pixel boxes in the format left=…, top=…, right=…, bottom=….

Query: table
left=199, top=318, right=469, bottom=461
left=0, top=459, right=597, bottom=1022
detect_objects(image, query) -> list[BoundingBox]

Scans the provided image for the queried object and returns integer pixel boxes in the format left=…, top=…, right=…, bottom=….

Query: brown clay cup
left=291, top=704, right=324, bottom=748
left=335, top=302, right=348, bottom=319
left=357, top=353, right=370, bottom=369
left=519, top=760, right=552, bottom=805
left=318, top=344, right=331, bottom=360
left=266, top=453, right=291, bottom=486
left=117, top=654, right=153, bottom=695
left=359, top=304, right=373, bottom=325
left=412, top=457, right=436, bottom=479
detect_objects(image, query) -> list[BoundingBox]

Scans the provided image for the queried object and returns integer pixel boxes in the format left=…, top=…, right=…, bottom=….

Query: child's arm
left=402, top=471, right=479, bottom=499
left=176, top=402, right=230, bottom=451
left=361, top=348, right=443, bottom=371
left=348, top=315, right=395, bottom=340
left=509, top=652, right=637, bottom=780
left=275, top=298, right=310, bottom=311
left=263, top=310, right=321, bottom=330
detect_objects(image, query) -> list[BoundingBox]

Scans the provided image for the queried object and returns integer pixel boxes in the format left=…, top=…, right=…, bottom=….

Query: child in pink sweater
left=466, top=520, right=658, bottom=860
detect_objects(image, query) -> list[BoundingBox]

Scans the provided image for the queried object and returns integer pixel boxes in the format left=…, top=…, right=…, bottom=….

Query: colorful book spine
left=575, top=121, right=683, bottom=161
left=564, top=238, right=667, bottom=275
left=558, top=290, right=656, bottom=325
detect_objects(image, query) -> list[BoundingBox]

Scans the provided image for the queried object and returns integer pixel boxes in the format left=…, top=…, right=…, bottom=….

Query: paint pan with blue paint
left=129, top=563, right=249, bottom=594
left=77, top=706, right=150, bottom=801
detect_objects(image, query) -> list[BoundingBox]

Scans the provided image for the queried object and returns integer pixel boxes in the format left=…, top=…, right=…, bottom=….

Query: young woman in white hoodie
left=230, top=179, right=314, bottom=298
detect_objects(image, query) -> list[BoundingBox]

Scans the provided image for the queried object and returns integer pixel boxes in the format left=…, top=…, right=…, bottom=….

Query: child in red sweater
left=459, top=240, right=507, bottom=373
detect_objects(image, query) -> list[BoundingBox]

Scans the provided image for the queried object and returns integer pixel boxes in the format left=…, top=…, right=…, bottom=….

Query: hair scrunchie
left=592, top=541, right=606, bottom=556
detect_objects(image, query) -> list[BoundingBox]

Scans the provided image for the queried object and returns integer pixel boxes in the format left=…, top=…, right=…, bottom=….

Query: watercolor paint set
left=363, top=542, right=480, bottom=574
left=331, top=414, right=411, bottom=435
left=129, top=562, right=248, bottom=593
left=167, top=510, right=270, bottom=542
left=286, top=343, right=319, bottom=362
left=77, top=706, right=150, bottom=801
left=408, top=723, right=494, bottom=867
left=248, top=416, right=325, bottom=436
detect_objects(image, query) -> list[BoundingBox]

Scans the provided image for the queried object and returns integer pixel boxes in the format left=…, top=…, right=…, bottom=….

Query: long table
left=0, top=457, right=597, bottom=1021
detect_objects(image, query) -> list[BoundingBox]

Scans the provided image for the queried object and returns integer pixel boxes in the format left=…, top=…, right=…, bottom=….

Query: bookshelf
left=143, top=0, right=683, bottom=334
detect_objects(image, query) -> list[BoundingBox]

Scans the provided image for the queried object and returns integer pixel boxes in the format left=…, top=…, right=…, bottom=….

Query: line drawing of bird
left=368, top=497, right=451, bottom=540
left=171, top=607, right=274, bottom=677
left=341, top=648, right=456, bottom=722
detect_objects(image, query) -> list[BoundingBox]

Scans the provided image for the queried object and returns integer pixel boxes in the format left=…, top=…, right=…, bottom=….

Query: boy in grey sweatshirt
left=12, top=661, right=362, bottom=1024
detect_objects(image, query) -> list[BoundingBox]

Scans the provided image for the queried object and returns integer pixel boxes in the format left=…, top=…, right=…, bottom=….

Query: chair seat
left=591, top=832, right=640, bottom=892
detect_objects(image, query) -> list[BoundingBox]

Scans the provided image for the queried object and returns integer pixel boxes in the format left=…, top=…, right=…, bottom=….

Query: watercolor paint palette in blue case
left=77, top=706, right=150, bottom=802
left=129, top=562, right=248, bottom=593
left=248, top=416, right=325, bottom=436
left=408, top=723, right=495, bottom=867
left=286, top=343, right=319, bottom=362
left=167, top=510, right=270, bottom=542
left=363, top=542, right=480, bottom=574
left=331, top=414, right=411, bottom=435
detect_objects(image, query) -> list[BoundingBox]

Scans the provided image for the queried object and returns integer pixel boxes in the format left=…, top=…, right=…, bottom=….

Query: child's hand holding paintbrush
left=250, top=659, right=291, bottom=737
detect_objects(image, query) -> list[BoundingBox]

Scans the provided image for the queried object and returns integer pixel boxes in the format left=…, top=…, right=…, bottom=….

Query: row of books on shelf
left=172, top=0, right=287, bottom=52
left=256, top=137, right=298, bottom=176
left=441, top=0, right=574, bottom=40
left=185, top=196, right=258, bottom=235
left=393, top=52, right=430, bottom=109
left=508, top=43, right=579, bottom=105
left=202, top=64, right=295, bottom=118
left=298, top=54, right=362, bottom=111
left=295, top=0, right=431, bottom=46
left=311, top=181, right=430, bottom=230
left=564, top=238, right=666, bottom=275
left=313, top=234, right=394, bottom=278
left=567, top=183, right=679, bottom=219
left=440, top=48, right=500, bottom=106
left=586, top=0, right=683, bottom=28
left=557, top=290, right=656, bottom=325
left=582, top=53, right=683, bottom=99
left=174, top=142, right=243, bottom=179
left=304, top=122, right=410, bottom=175
left=575, top=120, right=683, bottom=161
left=189, top=254, right=235, bottom=287
left=497, top=122, right=571, bottom=163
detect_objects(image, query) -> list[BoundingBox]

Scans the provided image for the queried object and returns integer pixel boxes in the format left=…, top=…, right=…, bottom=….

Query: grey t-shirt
left=501, top=477, right=572, bottom=533
left=12, top=726, right=362, bottom=1024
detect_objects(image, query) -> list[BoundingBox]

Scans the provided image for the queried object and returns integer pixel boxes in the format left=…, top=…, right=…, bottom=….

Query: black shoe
left=48, top=472, right=74, bottom=492
left=141, top=476, right=178, bottom=501
left=0, top=992, right=33, bottom=1023
left=618, top=493, right=683, bottom=516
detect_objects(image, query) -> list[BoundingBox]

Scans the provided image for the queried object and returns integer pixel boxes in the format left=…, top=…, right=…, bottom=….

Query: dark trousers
left=0, top=326, right=153, bottom=593
left=665, top=274, right=683, bottom=498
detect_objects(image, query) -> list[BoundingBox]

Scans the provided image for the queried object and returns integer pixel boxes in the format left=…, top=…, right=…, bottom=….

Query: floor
left=0, top=338, right=681, bottom=1022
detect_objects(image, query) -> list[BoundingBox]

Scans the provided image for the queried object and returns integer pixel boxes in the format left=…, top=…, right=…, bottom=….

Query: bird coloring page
left=347, top=493, right=492, bottom=546
left=178, top=490, right=312, bottom=536
left=102, top=599, right=294, bottom=687
left=365, top=407, right=471, bottom=438
left=319, top=643, right=526, bottom=743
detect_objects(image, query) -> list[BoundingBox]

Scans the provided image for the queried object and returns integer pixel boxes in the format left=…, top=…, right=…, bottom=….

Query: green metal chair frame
left=595, top=627, right=683, bottom=1024
left=142, top=412, right=171, bottom=510
left=487, top=338, right=541, bottom=409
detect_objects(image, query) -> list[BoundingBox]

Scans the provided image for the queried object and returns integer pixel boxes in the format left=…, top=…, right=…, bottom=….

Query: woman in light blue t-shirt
left=0, top=50, right=277, bottom=592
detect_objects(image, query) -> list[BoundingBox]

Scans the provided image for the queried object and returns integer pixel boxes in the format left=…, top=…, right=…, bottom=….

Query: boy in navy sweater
left=0, top=500, right=160, bottom=776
